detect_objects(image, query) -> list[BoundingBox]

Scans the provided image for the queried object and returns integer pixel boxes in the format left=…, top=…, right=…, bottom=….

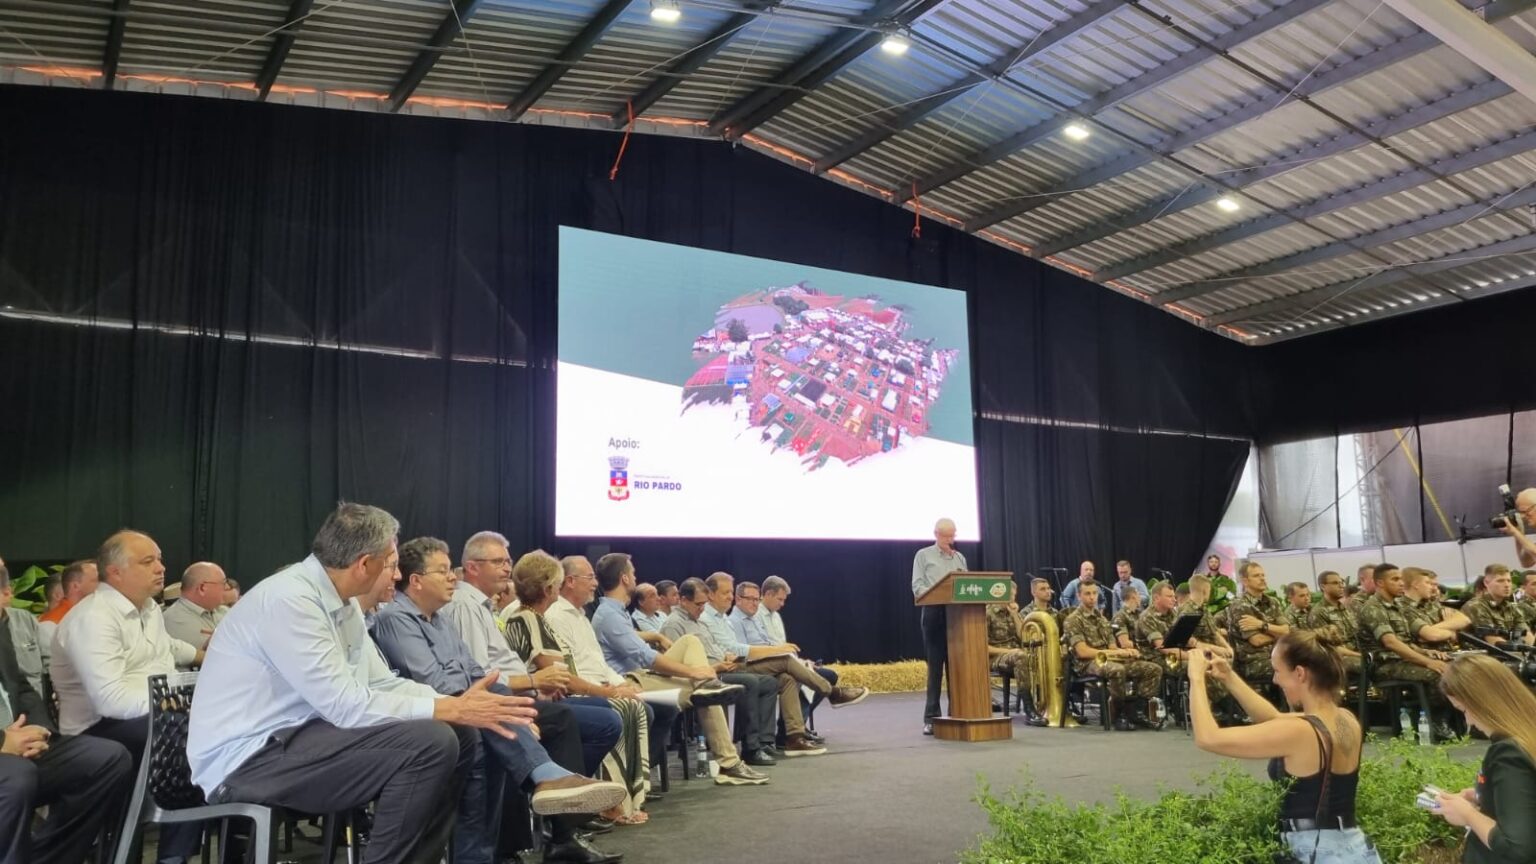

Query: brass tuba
left=1019, top=609, right=1073, bottom=727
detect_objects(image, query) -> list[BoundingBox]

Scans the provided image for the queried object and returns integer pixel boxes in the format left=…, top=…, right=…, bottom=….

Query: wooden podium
left=916, top=571, right=1016, bottom=742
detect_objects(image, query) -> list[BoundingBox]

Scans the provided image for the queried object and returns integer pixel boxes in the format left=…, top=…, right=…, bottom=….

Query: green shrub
left=1357, top=737, right=1477, bottom=863
left=964, top=765, right=1284, bottom=864
left=965, top=736, right=1479, bottom=864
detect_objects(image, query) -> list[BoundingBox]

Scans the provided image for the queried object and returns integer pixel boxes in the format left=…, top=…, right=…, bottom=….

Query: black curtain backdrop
left=3, top=86, right=1256, bottom=662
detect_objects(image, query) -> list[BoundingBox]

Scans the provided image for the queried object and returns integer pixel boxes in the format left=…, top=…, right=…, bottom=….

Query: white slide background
left=555, top=363, right=980, bottom=541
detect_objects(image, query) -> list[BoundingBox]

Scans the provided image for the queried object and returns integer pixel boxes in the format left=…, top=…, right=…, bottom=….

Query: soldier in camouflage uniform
left=1111, top=587, right=1144, bottom=652
left=1356, top=564, right=1453, bottom=737
left=1064, top=583, right=1161, bottom=730
left=1400, top=567, right=1470, bottom=650
left=1307, top=570, right=1363, bottom=675
left=1462, top=565, right=1533, bottom=646
left=1282, top=582, right=1312, bottom=630
left=1138, top=582, right=1229, bottom=706
left=989, top=578, right=1062, bottom=724
left=1227, top=563, right=1292, bottom=680
left=1180, top=575, right=1235, bottom=658
left=1021, top=576, right=1062, bottom=631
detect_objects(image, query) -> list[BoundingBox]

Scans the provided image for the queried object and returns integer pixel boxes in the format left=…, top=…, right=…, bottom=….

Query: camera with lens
left=1490, top=483, right=1522, bottom=530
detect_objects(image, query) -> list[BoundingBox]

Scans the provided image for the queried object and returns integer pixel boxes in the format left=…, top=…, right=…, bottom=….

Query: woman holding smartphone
left=1431, top=654, right=1536, bottom=863
left=1188, top=631, right=1381, bottom=863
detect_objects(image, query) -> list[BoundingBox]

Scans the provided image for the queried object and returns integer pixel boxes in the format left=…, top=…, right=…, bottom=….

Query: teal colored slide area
left=558, top=227, right=974, bottom=447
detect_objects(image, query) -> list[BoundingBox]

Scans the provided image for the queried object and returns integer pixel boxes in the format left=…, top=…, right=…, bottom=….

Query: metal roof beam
left=812, top=0, right=1128, bottom=173
left=1022, top=0, right=1535, bottom=258
left=710, top=0, right=938, bottom=141
left=1156, top=184, right=1536, bottom=306
left=255, top=0, right=315, bottom=101
left=387, top=0, right=485, bottom=113
left=1384, top=0, right=1536, bottom=107
left=916, top=0, right=1333, bottom=209
left=1203, top=231, right=1536, bottom=327
left=1095, top=125, right=1536, bottom=281
left=506, top=0, right=635, bottom=121
left=103, top=0, right=129, bottom=90
left=614, top=5, right=769, bottom=127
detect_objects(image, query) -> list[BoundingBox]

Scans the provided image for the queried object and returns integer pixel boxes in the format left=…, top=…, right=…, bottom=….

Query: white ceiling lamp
left=1062, top=122, right=1091, bottom=142
left=880, top=27, right=911, bottom=56
left=1215, top=196, right=1241, bottom=213
left=650, top=0, right=681, bottom=23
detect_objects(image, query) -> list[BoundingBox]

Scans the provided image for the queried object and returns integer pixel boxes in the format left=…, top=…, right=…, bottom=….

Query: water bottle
left=1149, top=697, right=1166, bottom=724
left=694, top=735, right=708, bottom=777
left=1418, top=710, right=1434, bottom=746
left=1398, top=707, right=1414, bottom=740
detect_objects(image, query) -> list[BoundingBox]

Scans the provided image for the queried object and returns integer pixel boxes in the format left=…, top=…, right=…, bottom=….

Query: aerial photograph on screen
left=556, top=227, right=979, bottom=542
left=681, top=285, right=960, bottom=472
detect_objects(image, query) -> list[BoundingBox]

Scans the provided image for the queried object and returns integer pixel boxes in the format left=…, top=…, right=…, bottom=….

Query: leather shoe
left=542, top=834, right=622, bottom=863
left=922, top=722, right=934, bottom=736
left=1113, top=716, right=1136, bottom=732
left=762, top=746, right=787, bottom=759
left=578, top=817, right=613, bottom=834
left=744, top=750, right=777, bottom=767
left=531, top=776, right=627, bottom=816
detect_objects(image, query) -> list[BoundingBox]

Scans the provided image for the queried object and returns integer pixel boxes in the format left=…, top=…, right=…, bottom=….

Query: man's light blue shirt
left=187, top=555, right=437, bottom=795
left=1109, top=577, right=1151, bottom=614
left=912, top=544, right=967, bottom=599
left=1059, top=577, right=1108, bottom=611
left=700, top=605, right=750, bottom=658
left=593, top=597, right=657, bottom=674
left=371, top=591, right=484, bottom=696
left=729, top=607, right=774, bottom=647
left=631, top=609, right=667, bottom=633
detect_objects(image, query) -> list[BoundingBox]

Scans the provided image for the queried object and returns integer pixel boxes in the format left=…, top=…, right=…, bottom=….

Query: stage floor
left=598, top=691, right=1270, bottom=864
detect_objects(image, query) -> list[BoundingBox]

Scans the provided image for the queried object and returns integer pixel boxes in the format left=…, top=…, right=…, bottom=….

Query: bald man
left=913, top=517, right=966, bottom=736
left=162, top=561, right=229, bottom=652
left=1500, top=487, right=1536, bottom=569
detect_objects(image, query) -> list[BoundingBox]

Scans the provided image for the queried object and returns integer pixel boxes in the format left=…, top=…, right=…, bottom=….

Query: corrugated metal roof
left=2, top=0, right=1533, bottom=343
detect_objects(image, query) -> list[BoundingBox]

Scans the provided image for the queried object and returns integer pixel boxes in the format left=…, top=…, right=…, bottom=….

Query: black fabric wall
left=1, top=85, right=1254, bottom=662
left=1249, top=288, right=1536, bottom=444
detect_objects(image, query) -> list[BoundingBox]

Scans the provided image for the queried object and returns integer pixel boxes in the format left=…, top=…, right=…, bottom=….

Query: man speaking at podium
left=913, top=518, right=967, bottom=736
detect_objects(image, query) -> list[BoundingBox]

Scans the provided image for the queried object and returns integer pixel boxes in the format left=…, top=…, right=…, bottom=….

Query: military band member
left=1064, top=583, right=1161, bottom=731
left=986, top=598, right=1048, bottom=726
left=1400, top=567, right=1470, bottom=650
left=1283, top=582, right=1312, bottom=631
left=1228, top=563, right=1291, bottom=680
left=1461, top=564, right=1533, bottom=646
left=1111, top=588, right=1143, bottom=652
left=1356, top=564, right=1455, bottom=740
left=1178, top=575, right=1234, bottom=659
left=1307, top=571, right=1362, bottom=674
left=1023, top=577, right=1061, bottom=629
left=1138, top=582, right=1229, bottom=705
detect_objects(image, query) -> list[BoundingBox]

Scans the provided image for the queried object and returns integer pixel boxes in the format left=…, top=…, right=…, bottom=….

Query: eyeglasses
left=468, top=557, right=512, bottom=568
left=739, top=595, right=760, bottom=602
left=421, top=567, right=454, bottom=577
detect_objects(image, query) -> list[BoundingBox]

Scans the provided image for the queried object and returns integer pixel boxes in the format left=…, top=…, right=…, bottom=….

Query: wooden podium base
left=932, top=715, right=1013, bottom=742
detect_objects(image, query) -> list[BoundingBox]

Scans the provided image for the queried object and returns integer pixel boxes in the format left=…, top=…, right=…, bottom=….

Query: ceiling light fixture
left=880, top=28, right=910, bottom=56
left=1063, top=122, right=1091, bottom=142
left=650, top=0, right=681, bottom=23
left=1215, top=196, right=1241, bottom=213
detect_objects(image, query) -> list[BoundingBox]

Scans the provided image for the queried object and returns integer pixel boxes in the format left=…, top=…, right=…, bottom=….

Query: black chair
left=1355, top=650, right=1435, bottom=743
left=114, top=671, right=283, bottom=864
left=1065, top=664, right=1112, bottom=730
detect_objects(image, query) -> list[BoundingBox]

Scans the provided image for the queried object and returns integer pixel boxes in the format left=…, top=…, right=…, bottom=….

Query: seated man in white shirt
left=161, top=561, right=228, bottom=652
left=51, top=530, right=206, bottom=864
left=187, top=503, right=598, bottom=864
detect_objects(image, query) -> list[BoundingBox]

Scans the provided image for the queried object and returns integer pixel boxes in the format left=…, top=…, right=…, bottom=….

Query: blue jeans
left=1280, top=827, right=1382, bottom=863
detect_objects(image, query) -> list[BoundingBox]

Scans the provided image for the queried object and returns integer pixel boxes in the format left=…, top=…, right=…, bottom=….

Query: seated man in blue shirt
left=731, top=577, right=837, bottom=744
left=1059, top=560, right=1108, bottom=612
left=587, top=553, right=768, bottom=787
left=373, top=538, right=625, bottom=864
left=700, top=572, right=867, bottom=755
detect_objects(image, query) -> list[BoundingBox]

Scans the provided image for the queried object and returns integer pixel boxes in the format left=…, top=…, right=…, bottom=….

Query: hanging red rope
left=910, top=181, right=922, bottom=239
left=610, top=100, right=635, bottom=181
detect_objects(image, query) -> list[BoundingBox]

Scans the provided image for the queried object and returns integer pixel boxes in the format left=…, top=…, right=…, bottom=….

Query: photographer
left=1497, top=488, right=1536, bottom=569
left=1431, top=655, right=1536, bottom=864
left=1189, top=633, right=1381, bottom=863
